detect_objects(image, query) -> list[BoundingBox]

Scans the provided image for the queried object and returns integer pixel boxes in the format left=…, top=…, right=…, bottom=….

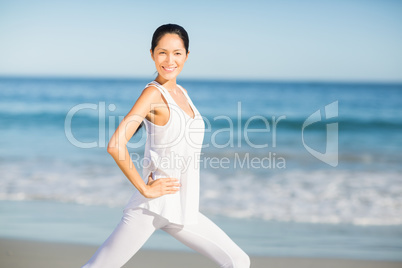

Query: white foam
left=1, top=159, right=401, bottom=226
left=199, top=169, right=402, bottom=226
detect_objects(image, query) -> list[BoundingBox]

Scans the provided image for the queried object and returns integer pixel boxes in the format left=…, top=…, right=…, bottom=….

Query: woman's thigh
left=161, top=213, right=250, bottom=268
left=82, top=208, right=164, bottom=268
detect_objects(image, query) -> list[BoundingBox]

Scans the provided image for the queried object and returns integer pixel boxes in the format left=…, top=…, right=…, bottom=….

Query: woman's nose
left=166, top=54, right=174, bottom=64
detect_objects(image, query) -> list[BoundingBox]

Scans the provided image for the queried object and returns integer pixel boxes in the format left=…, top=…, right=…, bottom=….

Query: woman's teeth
left=163, top=67, right=176, bottom=72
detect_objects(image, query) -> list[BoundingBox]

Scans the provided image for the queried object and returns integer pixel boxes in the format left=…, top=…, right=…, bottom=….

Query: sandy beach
left=1, top=238, right=401, bottom=268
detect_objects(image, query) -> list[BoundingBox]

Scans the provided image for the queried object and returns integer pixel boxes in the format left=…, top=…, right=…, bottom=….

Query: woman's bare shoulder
left=179, top=84, right=188, bottom=93
left=139, top=85, right=163, bottom=102
left=142, top=85, right=161, bottom=95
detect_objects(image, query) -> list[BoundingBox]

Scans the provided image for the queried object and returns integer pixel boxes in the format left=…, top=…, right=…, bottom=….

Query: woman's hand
left=142, top=172, right=181, bottom=198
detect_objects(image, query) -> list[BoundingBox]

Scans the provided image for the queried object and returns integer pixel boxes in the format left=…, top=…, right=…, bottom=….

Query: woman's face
left=151, top=33, right=189, bottom=81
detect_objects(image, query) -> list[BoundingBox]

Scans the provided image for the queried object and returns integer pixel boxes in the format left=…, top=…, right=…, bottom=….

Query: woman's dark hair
left=151, top=23, right=189, bottom=54
left=133, top=24, right=189, bottom=136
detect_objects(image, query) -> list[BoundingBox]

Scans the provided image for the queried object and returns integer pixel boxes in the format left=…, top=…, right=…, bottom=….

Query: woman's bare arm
left=107, top=86, right=180, bottom=198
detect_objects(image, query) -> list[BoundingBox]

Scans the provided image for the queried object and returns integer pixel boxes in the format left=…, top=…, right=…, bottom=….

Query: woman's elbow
left=107, top=137, right=127, bottom=157
left=107, top=144, right=122, bottom=156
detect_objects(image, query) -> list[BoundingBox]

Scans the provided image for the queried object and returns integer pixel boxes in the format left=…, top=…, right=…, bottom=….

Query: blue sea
left=0, top=77, right=401, bottom=261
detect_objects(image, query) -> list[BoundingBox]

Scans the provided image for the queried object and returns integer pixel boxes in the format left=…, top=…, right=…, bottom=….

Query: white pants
left=82, top=208, right=250, bottom=268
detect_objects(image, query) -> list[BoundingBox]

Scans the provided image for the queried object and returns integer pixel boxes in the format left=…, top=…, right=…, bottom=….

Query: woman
left=82, top=24, right=250, bottom=268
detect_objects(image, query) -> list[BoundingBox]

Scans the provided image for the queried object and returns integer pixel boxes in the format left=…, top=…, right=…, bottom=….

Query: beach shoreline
left=1, top=238, right=401, bottom=268
left=1, top=78, right=402, bottom=266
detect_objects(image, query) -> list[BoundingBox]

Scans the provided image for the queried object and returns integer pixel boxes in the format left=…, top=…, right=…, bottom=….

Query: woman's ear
left=185, top=50, right=190, bottom=61
left=150, top=49, right=155, bottom=61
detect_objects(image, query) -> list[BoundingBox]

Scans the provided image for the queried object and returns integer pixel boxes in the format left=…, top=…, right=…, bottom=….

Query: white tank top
left=124, top=81, right=205, bottom=225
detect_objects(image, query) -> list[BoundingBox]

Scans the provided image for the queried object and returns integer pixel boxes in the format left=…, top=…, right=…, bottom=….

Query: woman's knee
left=232, top=250, right=250, bottom=268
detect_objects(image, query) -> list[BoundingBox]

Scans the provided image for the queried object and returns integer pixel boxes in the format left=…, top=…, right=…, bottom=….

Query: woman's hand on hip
left=143, top=172, right=181, bottom=198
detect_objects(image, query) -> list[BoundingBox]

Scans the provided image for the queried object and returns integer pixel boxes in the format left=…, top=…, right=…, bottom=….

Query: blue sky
left=0, top=0, right=401, bottom=82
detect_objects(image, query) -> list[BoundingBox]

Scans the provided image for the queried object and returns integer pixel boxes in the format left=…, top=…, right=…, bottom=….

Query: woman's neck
left=154, top=76, right=177, bottom=92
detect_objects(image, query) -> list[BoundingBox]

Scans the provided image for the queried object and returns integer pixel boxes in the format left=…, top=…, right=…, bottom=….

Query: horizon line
left=0, top=74, right=401, bottom=86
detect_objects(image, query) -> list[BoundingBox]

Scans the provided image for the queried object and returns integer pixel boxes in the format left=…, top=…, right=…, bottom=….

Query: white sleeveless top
left=124, top=81, right=205, bottom=225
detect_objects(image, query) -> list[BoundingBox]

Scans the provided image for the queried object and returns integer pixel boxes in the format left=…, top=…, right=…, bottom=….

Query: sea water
left=0, top=77, right=401, bottom=260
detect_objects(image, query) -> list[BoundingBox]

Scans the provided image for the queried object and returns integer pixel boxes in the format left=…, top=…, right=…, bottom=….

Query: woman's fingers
left=162, top=178, right=180, bottom=194
left=144, top=176, right=181, bottom=198
left=163, top=178, right=181, bottom=188
left=156, top=177, right=180, bottom=189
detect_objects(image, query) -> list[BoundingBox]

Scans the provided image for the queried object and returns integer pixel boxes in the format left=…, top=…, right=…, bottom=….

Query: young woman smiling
left=82, top=24, right=250, bottom=268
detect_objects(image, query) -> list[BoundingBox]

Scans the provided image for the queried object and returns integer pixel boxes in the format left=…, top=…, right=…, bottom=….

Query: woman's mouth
left=162, top=66, right=177, bottom=73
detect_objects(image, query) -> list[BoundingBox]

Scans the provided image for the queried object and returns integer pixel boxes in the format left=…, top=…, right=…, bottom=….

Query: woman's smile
left=162, top=66, right=177, bottom=72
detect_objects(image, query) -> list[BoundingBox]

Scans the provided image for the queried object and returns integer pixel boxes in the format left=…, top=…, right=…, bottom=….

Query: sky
left=0, top=0, right=401, bottom=83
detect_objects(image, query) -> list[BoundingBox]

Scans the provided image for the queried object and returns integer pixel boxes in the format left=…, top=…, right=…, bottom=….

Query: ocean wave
left=1, top=159, right=401, bottom=226
left=199, top=169, right=402, bottom=226
left=1, top=110, right=402, bottom=132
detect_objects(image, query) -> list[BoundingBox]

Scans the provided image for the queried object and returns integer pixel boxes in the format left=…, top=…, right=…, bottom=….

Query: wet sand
left=1, top=238, right=401, bottom=268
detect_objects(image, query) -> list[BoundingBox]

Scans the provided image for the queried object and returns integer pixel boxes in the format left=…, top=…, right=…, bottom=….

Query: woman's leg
left=161, top=212, right=250, bottom=268
left=82, top=208, right=168, bottom=268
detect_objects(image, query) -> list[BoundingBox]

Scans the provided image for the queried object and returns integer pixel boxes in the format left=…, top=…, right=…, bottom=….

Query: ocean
left=0, top=77, right=401, bottom=261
